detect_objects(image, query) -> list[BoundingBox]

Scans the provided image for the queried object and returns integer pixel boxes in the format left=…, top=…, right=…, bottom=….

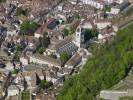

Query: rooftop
left=29, top=54, right=62, bottom=67
left=53, top=35, right=73, bottom=50
left=65, top=52, right=81, bottom=67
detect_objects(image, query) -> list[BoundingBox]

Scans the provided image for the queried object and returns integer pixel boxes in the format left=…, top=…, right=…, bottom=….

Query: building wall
left=96, top=22, right=111, bottom=29
left=20, top=57, right=28, bottom=65
left=111, top=8, right=120, bottom=14
left=64, top=64, right=73, bottom=69
left=8, top=89, right=19, bottom=96
left=34, top=33, right=42, bottom=38
left=82, top=0, right=104, bottom=9
left=46, top=76, right=58, bottom=84
left=29, top=56, right=61, bottom=68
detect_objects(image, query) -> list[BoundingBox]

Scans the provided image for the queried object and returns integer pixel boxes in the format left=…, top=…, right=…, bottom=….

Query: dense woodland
left=57, top=24, right=133, bottom=100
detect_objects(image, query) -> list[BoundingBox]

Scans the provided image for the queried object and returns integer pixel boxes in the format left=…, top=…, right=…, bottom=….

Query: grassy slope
left=57, top=24, right=133, bottom=100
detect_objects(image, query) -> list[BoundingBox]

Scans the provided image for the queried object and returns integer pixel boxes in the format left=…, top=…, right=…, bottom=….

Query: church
left=46, top=23, right=85, bottom=58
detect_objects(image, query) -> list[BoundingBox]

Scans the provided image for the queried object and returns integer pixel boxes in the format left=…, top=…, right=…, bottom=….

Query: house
left=81, top=0, right=105, bottom=9
left=81, top=19, right=94, bottom=29
left=115, top=0, right=124, bottom=4
left=47, top=19, right=59, bottom=30
left=0, top=68, right=10, bottom=82
left=20, top=56, right=28, bottom=66
left=46, top=67, right=64, bottom=85
left=57, top=12, right=67, bottom=21
left=98, top=27, right=116, bottom=42
left=14, top=68, right=45, bottom=88
left=34, top=19, right=60, bottom=39
left=110, top=1, right=130, bottom=14
left=62, top=67, right=73, bottom=75
left=50, top=32, right=64, bottom=45
left=13, top=35, right=36, bottom=48
left=29, top=54, right=62, bottom=68
left=20, top=47, right=35, bottom=66
left=112, top=17, right=133, bottom=32
left=7, top=85, right=24, bottom=97
left=34, top=24, right=46, bottom=38
left=103, top=0, right=114, bottom=4
left=7, top=85, right=19, bottom=96
left=24, top=65, right=46, bottom=80
left=94, top=19, right=111, bottom=29
left=103, top=0, right=124, bottom=4
left=57, top=3, right=64, bottom=11
left=69, top=0, right=78, bottom=4
left=65, top=52, right=81, bottom=69
left=5, top=62, right=14, bottom=71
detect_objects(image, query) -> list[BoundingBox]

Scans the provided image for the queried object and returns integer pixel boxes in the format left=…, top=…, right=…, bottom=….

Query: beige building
left=29, top=54, right=62, bottom=68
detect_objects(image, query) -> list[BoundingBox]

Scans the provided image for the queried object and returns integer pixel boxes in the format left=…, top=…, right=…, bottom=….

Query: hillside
left=57, top=24, right=133, bottom=100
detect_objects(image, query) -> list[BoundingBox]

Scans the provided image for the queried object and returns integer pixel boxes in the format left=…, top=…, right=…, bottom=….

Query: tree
left=16, top=7, right=27, bottom=16
left=38, top=47, right=45, bottom=54
left=49, top=53, right=57, bottom=59
left=83, top=28, right=98, bottom=42
left=11, top=69, right=19, bottom=74
left=40, top=80, right=53, bottom=89
left=13, top=51, right=20, bottom=62
left=20, top=21, right=38, bottom=35
left=60, top=52, right=69, bottom=64
left=63, top=28, right=69, bottom=36
left=36, top=32, right=50, bottom=54
left=42, top=32, right=50, bottom=48
left=104, top=5, right=111, bottom=12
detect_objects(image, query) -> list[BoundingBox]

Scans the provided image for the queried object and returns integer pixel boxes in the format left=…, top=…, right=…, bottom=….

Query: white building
left=81, top=19, right=94, bottom=29
left=20, top=57, right=29, bottom=66
left=29, top=54, right=62, bottom=68
left=115, top=0, right=124, bottom=4
left=8, top=85, right=23, bottom=97
left=81, top=0, right=105, bottom=9
left=94, top=19, right=111, bottom=29
left=103, top=0, right=124, bottom=4
left=15, top=68, right=45, bottom=88
left=69, top=0, right=78, bottom=4
left=110, top=7, right=120, bottom=14
left=110, top=1, right=130, bottom=14
left=98, top=27, right=116, bottom=43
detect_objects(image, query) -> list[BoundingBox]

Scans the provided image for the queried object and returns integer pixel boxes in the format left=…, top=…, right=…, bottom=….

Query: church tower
left=74, top=26, right=84, bottom=48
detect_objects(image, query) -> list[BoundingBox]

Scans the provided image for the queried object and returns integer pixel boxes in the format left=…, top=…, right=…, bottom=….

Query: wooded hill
left=57, top=24, right=133, bottom=100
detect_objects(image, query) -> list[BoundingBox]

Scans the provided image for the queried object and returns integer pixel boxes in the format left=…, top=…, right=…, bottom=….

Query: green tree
left=84, top=28, right=98, bottom=42
left=60, top=52, right=69, bottom=64
left=13, top=51, right=20, bottom=62
left=63, top=28, right=69, bottom=36
left=20, top=21, right=38, bottom=35
left=40, top=80, right=53, bottom=89
left=38, top=47, right=45, bottom=54
left=36, top=32, right=50, bottom=54
left=42, top=32, right=50, bottom=48
left=16, top=7, right=27, bottom=16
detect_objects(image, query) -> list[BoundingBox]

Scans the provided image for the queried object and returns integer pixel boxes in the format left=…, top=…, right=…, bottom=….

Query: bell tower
left=74, top=26, right=84, bottom=48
